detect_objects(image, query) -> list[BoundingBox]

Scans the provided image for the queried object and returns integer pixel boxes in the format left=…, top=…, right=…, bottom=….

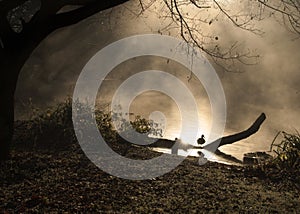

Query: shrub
left=270, top=131, right=300, bottom=169
left=14, top=98, right=162, bottom=151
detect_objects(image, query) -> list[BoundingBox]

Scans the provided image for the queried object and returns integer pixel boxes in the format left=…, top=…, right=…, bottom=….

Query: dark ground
left=0, top=143, right=299, bottom=213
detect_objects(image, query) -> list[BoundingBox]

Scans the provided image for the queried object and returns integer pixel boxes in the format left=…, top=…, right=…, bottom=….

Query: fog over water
left=15, top=1, right=300, bottom=161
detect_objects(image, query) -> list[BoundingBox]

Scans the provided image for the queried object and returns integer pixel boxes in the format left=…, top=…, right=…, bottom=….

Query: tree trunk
left=0, top=59, right=19, bottom=160
left=0, top=89, right=14, bottom=160
left=0, top=50, right=26, bottom=160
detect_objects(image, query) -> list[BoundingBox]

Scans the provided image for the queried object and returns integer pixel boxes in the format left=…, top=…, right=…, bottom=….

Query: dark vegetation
left=0, top=99, right=299, bottom=212
left=12, top=97, right=161, bottom=157
left=271, top=131, right=300, bottom=169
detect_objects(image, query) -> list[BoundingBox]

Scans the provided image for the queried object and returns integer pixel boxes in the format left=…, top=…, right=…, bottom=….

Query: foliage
left=14, top=98, right=162, bottom=150
left=113, top=114, right=163, bottom=138
left=270, top=131, right=300, bottom=169
left=244, top=131, right=300, bottom=190
left=14, top=97, right=76, bottom=150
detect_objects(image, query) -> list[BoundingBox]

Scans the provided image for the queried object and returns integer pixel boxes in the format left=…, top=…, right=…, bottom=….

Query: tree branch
left=52, top=0, right=130, bottom=30
left=213, top=0, right=263, bottom=35
left=203, top=113, right=266, bottom=151
left=14, top=0, right=129, bottom=51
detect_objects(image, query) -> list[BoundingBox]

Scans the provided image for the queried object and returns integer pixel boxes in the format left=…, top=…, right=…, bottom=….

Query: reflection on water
left=116, top=92, right=272, bottom=165
left=151, top=147, right=243, bottom=165
left=93, top=60, right=273, bottom=165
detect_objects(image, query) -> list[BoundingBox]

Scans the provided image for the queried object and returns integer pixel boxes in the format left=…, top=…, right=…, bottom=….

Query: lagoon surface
left=108, top=88, right=273, bottom=165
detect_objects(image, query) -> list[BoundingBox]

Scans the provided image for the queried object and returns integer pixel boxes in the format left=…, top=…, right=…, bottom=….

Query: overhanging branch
left=52, top=0, right=130, bottom=29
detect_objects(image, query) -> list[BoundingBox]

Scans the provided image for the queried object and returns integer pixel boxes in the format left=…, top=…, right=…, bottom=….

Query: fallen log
left=202, top=113, right=266, bottom=151
left=122, top=113, right=266, bottom=154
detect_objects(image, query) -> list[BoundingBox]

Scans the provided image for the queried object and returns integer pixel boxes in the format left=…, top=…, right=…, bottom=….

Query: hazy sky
left=15, top=1, right=300, bottom=159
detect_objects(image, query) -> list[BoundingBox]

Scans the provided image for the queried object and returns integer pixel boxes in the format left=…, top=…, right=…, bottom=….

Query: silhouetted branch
left=258, top=0, right=300, bottom=35
left=161, top=0, right=261, bottom=72
left=203, top=113, right=266, bottom=151
left=1, top=0, right=130, bottom=49
left=52, top=0, right=129, bottom=29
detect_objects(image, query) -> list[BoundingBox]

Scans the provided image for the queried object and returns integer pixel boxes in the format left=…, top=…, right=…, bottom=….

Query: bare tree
left=159, top=0, right=299, bottom=70
left=0, top=0, right=299, bottom=160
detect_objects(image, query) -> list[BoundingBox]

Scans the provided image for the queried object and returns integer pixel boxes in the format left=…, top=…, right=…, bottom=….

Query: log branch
left=151, top=113, right=266, bottom=151
left=203, top=113, right=266, bottom=151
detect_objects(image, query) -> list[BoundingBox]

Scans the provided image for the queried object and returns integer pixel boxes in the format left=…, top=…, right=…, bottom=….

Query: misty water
left=93, top=56, right=273, bottom=165
left=14, top=5, right=300, bottom=166
left=106, top=87, right=271, bottom=165
left=15, top=55, right=281, bottom=165
left=129, top=102, right=270, bottom=165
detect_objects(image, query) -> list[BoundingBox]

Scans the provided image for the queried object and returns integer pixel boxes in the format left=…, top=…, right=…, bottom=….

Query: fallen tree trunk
left=202, top=113, right=266, bottom=151
left=150, top=113, right=266, bottom=150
